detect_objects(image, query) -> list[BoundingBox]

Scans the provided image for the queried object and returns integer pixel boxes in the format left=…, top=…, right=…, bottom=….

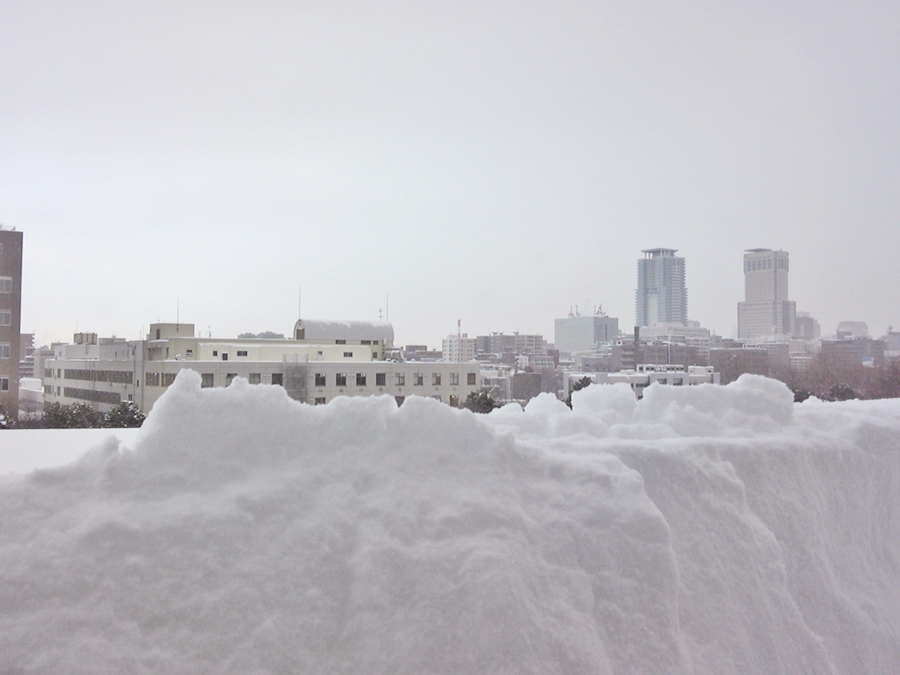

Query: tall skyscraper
left=635, top=248, right=687, bottom=328
left=0, top=226, right=23, bottom=420
left=737, top=248, right=795, bottom=339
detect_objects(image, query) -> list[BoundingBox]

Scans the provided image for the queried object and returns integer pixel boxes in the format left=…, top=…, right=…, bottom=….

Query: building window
left=272, top=373, right=283, bottom=386
left=0, top=378, right=8, bottom=391
left=450, top=372, right=459, bottom=385
left=0, top=310, right=10, bottom=326
left=336, top=373, right=347, bottom=387
left=467, top=372, right=477, bottom=386
left=249, top=373, right=261, bottom=384
left=395, top=373, right=405, bottom=386
left=315, top=373, right=326, bottom=387
left=237, top=350, right=248, bottom=357
left=201, top=373, right=214, bottom=388
left=343, top=351, right=353, bottom=358
left=432, top=373, right=441, bottom=386
left=0, top=343, right=8, bottom=359
left=0, top=277, right=11, bottom=293
left=162, top=373, right=177, bottom=386
left=212, top=350, right=218, bottom=357
left=356, top=373, right=367, bottom=386
left=414, top=373, right=424, bottom=386
left=315, top=397, right=326, bottom=405
left=222, top=353, right=229, bottom=361
left=375, top=373, right=386, bottom=386
left=225, top=373, right=237, bottom=386
left=450, top=395, right=459, bottom=407
left=336, top=339, right=346, bottom=345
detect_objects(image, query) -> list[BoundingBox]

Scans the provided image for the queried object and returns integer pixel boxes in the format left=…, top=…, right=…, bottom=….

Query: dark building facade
left=0, top=227, right=23, bottom=419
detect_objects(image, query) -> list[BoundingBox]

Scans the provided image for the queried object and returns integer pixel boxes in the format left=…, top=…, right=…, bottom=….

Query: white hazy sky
left=3, top=2, right=899, bottom=348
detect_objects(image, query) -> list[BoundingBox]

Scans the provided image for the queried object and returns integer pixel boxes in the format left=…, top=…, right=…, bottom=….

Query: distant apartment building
left=737, top=249, right=796, bottom=339
left=43, top=320, right=480, bottom=413
left=0, top=226, right=23, bottom=418
left=442, top=334, right=477, bottom=362
left=636, top=248, right=687, bottom=327
left=19, top=332, right=35, bottom=378
left=554, top=313, right=619, bottom=354
left=475, top=332, right=546, bottom=356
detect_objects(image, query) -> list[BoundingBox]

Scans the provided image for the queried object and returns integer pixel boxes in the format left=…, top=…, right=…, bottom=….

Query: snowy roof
left=293, top=319, right=394, bottom=343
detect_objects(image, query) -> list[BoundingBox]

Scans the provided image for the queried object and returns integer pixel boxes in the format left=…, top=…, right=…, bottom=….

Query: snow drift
left=1, top=372, right=898, bottom=674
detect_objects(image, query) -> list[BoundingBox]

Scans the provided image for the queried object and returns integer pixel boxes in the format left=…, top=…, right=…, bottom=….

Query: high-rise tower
left=635, top=248, right=687, bottom=327
left=0, top=225, right=23, bottom=420
left=737, top=248, right=795, bottom=339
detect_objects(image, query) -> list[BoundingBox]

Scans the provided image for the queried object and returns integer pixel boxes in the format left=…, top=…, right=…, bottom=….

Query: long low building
left=43, top=321, right=480, bottom=413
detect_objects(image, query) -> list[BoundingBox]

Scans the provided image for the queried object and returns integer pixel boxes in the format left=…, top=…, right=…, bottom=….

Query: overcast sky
left=3, top=2, right=899, bottom=348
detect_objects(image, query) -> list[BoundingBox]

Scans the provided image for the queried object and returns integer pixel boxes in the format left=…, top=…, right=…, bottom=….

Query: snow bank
left=1, top=372, right=898, bottom=674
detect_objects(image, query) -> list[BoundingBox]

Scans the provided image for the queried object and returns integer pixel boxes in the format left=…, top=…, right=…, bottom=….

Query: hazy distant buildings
left=795, top=312, right=820, bottom=340
left=475, top=333, right=545, bottom=356
left=737, top=249, right=796, bottom=339
left=636, top=248, right=687, bottom=327
left=0, top=226, right=23, bottom=419
left=554, top=312, right=619, bottom=354
left=836, top=321, right=868, bottom=339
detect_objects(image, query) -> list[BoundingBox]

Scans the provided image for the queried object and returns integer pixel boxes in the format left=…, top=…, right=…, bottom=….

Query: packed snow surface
left=1, top=372, right=898, bottom=674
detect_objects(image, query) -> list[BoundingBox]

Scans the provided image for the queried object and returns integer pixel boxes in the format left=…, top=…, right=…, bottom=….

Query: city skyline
left=3, top=3, right=898, bottom=347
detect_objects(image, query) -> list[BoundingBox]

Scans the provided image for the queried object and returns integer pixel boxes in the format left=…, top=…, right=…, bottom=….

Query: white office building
left=43, top=320, right=481, bottom=413
left=737, top=249, right=796, bottom=340
left=636, top=248, right=687, bottom=328
left=554, top=313, right=619, bottom=354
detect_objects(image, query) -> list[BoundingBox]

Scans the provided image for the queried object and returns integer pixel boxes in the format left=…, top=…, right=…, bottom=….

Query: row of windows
left=745, top=257, right=787, bottom=272
left=312, top=394, right=460, bottom=407
left=0, top=277, right=11, bottom=293
left=63, top=387, right=122, bottom=405
left=64, top=369, right=134, bottom=385
left=321, top=371, right=476, bottom=388
left=145, top=372, right=177, bottom=387
left=200, top=373, right=283, bottom=388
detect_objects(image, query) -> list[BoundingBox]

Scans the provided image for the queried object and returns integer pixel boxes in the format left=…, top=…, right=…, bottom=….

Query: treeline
left=3, top=401, right=146, bottom=429
left=771, top=359, right=900, bottom=402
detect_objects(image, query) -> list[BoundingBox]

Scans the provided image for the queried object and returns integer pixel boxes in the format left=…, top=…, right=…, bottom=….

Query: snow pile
left=1, top=372, right=898, bottom=674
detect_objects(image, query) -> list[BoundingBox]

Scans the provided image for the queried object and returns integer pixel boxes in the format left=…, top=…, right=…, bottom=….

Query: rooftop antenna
left=378, top=306, right=383, bottom=321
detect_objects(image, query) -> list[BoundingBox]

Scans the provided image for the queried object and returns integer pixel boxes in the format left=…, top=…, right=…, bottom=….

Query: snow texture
left=1, top=371, right=898, bottom=674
